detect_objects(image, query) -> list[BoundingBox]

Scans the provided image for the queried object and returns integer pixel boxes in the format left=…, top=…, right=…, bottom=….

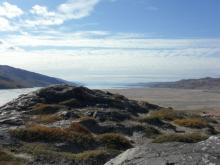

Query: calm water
left=0, top=75, right=188, bottom=106
left=0, top=88, right=39, bottom=106
left=75, top=74, right=184, bottom=89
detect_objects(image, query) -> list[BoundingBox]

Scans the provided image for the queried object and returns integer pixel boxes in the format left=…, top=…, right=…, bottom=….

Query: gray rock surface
left=105, top=136, right=220, bottom=165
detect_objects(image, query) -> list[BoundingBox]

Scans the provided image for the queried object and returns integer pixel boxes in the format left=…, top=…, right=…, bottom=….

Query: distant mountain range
left=0, top=65, right=71, bottom=89
left=148, top=77, right=220, bottom=90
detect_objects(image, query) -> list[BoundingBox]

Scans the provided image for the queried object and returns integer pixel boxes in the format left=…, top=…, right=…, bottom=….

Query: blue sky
left=0, top=0, right=220, bottom=83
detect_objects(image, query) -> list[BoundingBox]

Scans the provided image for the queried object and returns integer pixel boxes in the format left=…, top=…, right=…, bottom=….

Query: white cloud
left=25, top=17, right=64, bottom=26
left=58, top=0, right=100, bottom=19
left=1, top=29, right=220, bottom=81
left=0, top=17, right=14, bottom=31
left=25, top=0, right=100, bottom=27
left=0, top=2, right=23, bottom=18
left=5, top=31, right=220, bottom=53
left=0, top=1, right=219, bottom=81
left=31, top=5, right=55, bottom=17
left=1, top=49, right=220, bottom=82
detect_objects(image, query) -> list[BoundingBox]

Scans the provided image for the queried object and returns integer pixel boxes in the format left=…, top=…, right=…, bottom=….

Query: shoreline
left=1, top=86, right=220, bottom=114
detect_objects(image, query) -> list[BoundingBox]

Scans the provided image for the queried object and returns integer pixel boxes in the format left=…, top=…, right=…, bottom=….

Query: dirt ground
left=108, top=88, right=220, bottom=116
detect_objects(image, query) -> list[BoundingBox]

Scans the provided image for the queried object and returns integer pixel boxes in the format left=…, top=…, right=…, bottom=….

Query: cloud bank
left=0, top=0, right=219, bottom=82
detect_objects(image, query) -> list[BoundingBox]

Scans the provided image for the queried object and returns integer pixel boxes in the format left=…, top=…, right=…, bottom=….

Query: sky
left=0, top=0, right=220, bottom=84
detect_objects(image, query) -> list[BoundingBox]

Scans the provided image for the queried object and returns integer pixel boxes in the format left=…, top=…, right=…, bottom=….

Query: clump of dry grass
left=98, top=133, right=132, bottom=150
left=153, top=133, right=208, bottom=143
left=10, top=124, right=95, bottom=147
left=31, top=103, right=60, bottom=114
left=67, top=122, right=91, bottom=135
left=78, top=117, right=99, bottom=131
left=143, top=126, right=161, bottom=138
left=59, top=98, right=81, bottom=107
left=150, top=109, right=187, bottom=121
left=10, top=125, right=65, bottom=142
left=0, top=148, right=26, bottom=165
left=20, top=142, right=113, bottom=164
left=79, top=117, right=97, bottom=123
left=139, top=115, right=164, bottom=126
left=33, top=114, right=63, bottom=124
left=74, top=150, right=110, bottom=161
left=174, top=118, right=208, bottom=128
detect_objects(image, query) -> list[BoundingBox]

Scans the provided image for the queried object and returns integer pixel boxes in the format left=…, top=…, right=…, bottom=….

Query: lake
left=0, top=88, right=39, bottom=106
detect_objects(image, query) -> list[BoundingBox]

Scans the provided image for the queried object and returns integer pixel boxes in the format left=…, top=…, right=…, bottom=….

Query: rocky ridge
left=0, top=65, right=71, bottom=89
left=0, top=85, right=219, bottom=165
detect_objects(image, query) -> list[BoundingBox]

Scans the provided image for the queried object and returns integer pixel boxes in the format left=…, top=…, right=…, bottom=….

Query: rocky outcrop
left=0, top=85, right=161, bottom=165
left=0, top=85, right=219, bottom=165
left=105, top=136, right=220, bottom=165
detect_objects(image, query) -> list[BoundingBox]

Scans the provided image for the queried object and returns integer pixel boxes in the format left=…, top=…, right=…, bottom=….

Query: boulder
left=105, top=136, right=220, bottom=165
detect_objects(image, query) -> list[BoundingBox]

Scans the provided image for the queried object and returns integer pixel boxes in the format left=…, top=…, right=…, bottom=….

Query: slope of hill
left=0, top=85, right=219, bottom=164
left=0, top=65, right=70, bottom=89
left=149, top=77, right=220, bottom=90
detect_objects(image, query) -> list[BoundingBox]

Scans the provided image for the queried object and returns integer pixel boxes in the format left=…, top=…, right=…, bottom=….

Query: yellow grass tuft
left=98, top=133, right=132, bottom=150
left=174, top=118, right=208, bottom=128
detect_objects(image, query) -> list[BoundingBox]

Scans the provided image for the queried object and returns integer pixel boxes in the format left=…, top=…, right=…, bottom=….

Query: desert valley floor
left=109, top=88, right=220, bottom=115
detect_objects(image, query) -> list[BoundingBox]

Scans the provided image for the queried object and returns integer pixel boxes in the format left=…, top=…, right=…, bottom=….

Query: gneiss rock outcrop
left=0, top=85, right=160, bottom=165
left=0, top=85, right=219, bottom=165
left=105, top=135, right=220, bottom=165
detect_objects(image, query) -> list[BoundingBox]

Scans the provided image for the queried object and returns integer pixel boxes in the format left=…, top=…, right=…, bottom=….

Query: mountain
left=148, top=77, right=220, bottom=90
left=0, top=65, right=71, bottom=89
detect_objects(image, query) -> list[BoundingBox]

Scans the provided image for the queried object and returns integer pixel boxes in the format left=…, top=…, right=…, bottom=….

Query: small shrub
left=10, top=125, right=67, bottom=142
left=20, top=143, right=112, bottom=165
left=215, top=127, right=220, bottom=134
left=98, top=133, right=132, bottom=150
left=153, top=133, right=208, bottom=143
left=10, top=125, right=95, bottom=147
left=139, top=116, right=164, bottom=126
left=79, top=117, right=97, bottom=124
left=79, top=117, right=100, bottom=132
left=174, top=118, right=208, bottom=128
left=0, top=149, right=26, bottom=165
left=203, top=117, right=218, bottom=124
left=67, top=122, right=91, bottom=135
left=59, top=99, right=81, bottom=107
left=75, top=150, right=109, bottom=161
left=33, top=114, right=62, bottom=124
left=31, top=103, right=60, bottom=114
left=150, top=109, right=186, bottom=121
left=143, top=126, right=161, bottom=138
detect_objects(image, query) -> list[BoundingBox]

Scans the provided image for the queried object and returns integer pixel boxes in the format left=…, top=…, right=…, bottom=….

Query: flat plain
left=108, top=88, right=220, bottom=116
